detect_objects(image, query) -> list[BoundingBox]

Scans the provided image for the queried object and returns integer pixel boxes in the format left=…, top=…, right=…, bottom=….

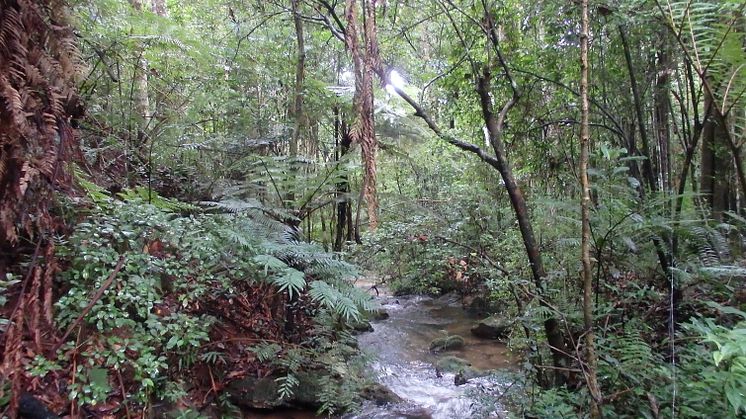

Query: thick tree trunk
left=345, top=0, right=379, bottom=232
left=700, top=91, right=731, bottom=220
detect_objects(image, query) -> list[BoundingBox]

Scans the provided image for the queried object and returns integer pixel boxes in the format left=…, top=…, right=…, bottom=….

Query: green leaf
left=88, top=367, right=111, bottom=394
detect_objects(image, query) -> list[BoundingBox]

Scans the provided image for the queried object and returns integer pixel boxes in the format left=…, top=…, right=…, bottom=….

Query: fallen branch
left=52, top=256, right=126, bottom=353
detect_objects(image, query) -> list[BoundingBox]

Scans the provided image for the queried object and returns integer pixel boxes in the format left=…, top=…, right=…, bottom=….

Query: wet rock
left=227, top=375, right=282, bottom=408
left=454, top=371, right=468, bottom=386
left=360, top=383, right=404, bottom=406
left=435, top=356, right=489, bottom=382
left=370, top=309, right=389, bottom=321
left=290, top=372, right=324, bottom=405
left=435, top=356, right=472, bottom=373
left=462, top=294, right=499, bottom=316
left=350, top=318, right=374, bottom=333
left=227, top=371, right=326, bottom=409
left=429, top=335, right=465, bottom=353
left=433, top=292, right=460, bottom=307
left=470, top=316, right=511, bottom=340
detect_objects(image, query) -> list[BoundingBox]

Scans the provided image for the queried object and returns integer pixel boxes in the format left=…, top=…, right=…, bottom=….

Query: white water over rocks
left=348, top=291, right=515, bottom=419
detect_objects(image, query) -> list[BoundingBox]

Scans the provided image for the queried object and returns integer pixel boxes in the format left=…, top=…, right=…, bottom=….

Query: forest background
left=0, top=0, right=745, bottom=417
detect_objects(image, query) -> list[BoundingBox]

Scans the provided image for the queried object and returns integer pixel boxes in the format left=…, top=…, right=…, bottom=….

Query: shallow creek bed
left=347, top=288, right=517, bottom=419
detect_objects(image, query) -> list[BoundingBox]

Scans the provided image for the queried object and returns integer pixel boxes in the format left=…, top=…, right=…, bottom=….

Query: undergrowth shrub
left=33, top=189, right=372, bottom=415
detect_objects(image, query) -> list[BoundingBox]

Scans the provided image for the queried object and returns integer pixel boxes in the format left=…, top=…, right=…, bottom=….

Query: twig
left=117, top=369, right=131, bottom=419
left=53, top=256, right=126, bottom=353
left=534, top=365, right=582, bottom=373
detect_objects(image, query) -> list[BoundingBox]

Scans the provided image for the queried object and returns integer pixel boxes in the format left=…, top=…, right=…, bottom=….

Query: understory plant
left=33, top=189, right=373, bottom=416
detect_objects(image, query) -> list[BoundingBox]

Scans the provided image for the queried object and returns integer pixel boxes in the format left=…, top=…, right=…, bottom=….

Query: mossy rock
left=360, top=383, right=403, bottom=406
left=370, top=309, right=389, bottom=321
left=227, top=371, right=327, bottom=409
left=435, top=356, right=472, bottom=373
left=227, top=376, right=282, bottom=409
left=349, top=318, right=374, bottom=333
left=429, top=335, right=465, bottom=353
left=435, top=356, right=488, bottom=381
left=470, top=316, right=511, bottom=340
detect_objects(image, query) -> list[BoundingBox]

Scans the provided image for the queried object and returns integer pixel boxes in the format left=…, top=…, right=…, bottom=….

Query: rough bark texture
left=345, top=0, right=379, bottom=231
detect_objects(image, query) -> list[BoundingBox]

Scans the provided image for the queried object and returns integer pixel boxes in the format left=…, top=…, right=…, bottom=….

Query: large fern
left=658, top=0, right=746, bottom=113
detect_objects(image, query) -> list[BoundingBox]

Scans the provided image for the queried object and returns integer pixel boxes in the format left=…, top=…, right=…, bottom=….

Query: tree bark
left=475, top=69, right=568, bottom=385
left=700, top=90, right=732, bottom=220
left=334, top=111, right=353, bottom=251
left=288, top=0, right=306, bottom=204
left=345, top=0, right=379, bottom=232
left=580, top=0, right=602, bottom=414
left=654, top=42, right=671, bottom=193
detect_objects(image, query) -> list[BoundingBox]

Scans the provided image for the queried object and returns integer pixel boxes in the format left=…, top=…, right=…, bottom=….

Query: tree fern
left=659, top=0, right=745, bottom=111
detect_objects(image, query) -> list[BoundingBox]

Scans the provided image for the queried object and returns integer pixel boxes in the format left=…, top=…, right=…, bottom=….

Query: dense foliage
left=0, top=0, right=744, bottom=417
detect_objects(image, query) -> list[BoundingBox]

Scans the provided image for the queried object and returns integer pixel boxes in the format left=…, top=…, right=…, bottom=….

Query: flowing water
left=243, top=286, right=516, bottom=419
left=347, top=287, right=516, bottom=419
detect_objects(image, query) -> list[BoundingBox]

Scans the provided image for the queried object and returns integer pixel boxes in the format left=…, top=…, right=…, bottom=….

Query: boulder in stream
left=350, top=318, right=374, bottom=333
left=429, top=335, right=465, bottom=353
left=470, top=316, right=511, bottom=340
left=462, top=293, right=501, bottom=316
left=370, top=308, right=389, bottom=321
left=435, top=356, right=489, bottom=382
left=360, top=383, right=403, bottom=405
left=227, top=375, right=283, bottom=409
left=435, top=355, right=471, bottom=373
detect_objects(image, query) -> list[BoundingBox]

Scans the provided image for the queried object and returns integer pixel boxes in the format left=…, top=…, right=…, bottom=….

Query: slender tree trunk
left=475, top=70, right=568, bottom=385
left=619, top=26, right=658, bottom=192
left=654, top=43, right=671, bottom=193
left=288, top=0, right=305, bottom=204
left=619, top=26, right=672, bottom=275
left=334, top=113, right=353, bottom=251
left=580, top=1, right=602, bottom=415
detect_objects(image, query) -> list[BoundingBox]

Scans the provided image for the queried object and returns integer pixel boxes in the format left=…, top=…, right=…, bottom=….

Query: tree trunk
left=475, top=69, right=568, bottom=385
left=654, top=42, right=671, bottom=193
left=580, top=0, right=602, bottom=414
left=345, top=0, right=379, bottom=232
left=287, top=0, right=306, bottom=204
left=700, top=90, right=731, bottom=220
left=619, top=26, right=658, bottom=192
left=334, top=111, right=353, bottom=251
left=619, top=26, right=672, bottom=275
